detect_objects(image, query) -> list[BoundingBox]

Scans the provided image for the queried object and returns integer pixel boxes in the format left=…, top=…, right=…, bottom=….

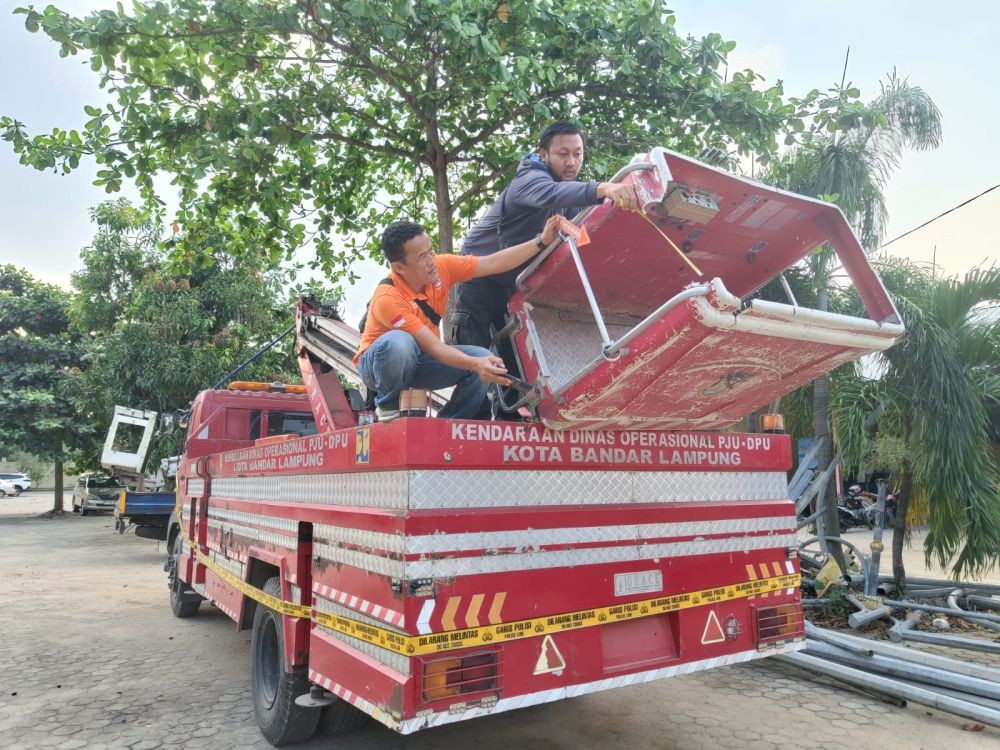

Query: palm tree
left=833, top=263, right=1000, bottom=583
left=764, top=61, right=942, bottom=560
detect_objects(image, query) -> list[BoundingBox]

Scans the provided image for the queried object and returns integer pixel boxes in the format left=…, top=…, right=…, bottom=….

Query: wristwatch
left=534, top=234, right=546, bottom=251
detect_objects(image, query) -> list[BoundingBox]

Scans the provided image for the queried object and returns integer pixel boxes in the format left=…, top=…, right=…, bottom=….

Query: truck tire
left=319, top=698, right=369, bottom=736
left=251, top=577, right=320, bottom=745
left=168, top=534, right=201, bottom=618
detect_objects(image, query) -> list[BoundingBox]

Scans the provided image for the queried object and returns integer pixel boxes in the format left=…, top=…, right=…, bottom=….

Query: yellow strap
left=188, top=537, right=798, bottom=657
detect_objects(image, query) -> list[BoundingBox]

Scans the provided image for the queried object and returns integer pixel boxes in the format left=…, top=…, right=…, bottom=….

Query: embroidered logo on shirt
left=391, top=314, right=406, bottom=328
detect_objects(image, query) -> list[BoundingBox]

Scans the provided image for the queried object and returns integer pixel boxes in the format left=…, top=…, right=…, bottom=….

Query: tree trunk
left=891, top=417, right=913, bottom=594
left=431, top=155, right=454, bottom=255
left=52, top=455, right=64, bottom=514
left=813, top=286, right=847, bottom=570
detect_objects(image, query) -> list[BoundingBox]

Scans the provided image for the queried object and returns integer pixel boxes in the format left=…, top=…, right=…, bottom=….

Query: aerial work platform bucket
left=503, top=147, right=904, bottom=431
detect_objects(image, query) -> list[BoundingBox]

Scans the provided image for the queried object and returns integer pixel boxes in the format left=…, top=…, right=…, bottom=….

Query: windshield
left=88, top=476, right=120, bottom=489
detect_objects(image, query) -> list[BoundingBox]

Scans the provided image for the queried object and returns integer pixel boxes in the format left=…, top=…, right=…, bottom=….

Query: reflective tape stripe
left=190, top=536, right=800, bottom=659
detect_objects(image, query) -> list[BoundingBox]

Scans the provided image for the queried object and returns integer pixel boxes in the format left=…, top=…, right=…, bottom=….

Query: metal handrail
left=603, top=284, right=712, bottom=358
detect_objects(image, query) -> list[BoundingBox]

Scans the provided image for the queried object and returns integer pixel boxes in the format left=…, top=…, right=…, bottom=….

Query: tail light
left=753, top=603, right=804, bottom=645
left=422, top=651, right=500, bottom=703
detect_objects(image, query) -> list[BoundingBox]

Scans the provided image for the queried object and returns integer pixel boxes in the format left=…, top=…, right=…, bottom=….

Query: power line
left=881, top=183, right=1000, bottom=249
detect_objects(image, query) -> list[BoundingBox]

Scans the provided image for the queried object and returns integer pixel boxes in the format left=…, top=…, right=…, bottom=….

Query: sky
left=1, top=0, right=998, bottom=324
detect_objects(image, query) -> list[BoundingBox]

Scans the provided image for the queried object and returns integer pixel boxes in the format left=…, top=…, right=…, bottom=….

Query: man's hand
left=471, top=354, right=510, bottom=385
left=539, top=214, right=560, bottom=246
left=597, top=182, right=638, bottom=210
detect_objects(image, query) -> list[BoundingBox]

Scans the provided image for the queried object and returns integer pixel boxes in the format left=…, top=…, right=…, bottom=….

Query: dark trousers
left=452, top=279, right=522, bottom=418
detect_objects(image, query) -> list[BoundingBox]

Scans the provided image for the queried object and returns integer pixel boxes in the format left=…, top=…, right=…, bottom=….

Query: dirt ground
left=1, top=491, right=998, bottom=750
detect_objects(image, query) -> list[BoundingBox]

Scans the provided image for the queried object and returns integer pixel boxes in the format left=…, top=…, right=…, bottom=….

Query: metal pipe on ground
left=948, top=590, right=1000, bottom=633
left=804, top=623, right=873, bottom=656
left=803, top=640, right=1000, bottom=701
left=878, top=576, right=1000, bottom=596
left=967, top=595, right=1000, bottom=612
left=846, top=593, right=891, bottom=628
left=811, top=621, right=1000, bottom=682
left=777, top=652, right=1000, bottom=727
left=888, top=611, right=923, bottom=643
left=880, top=598, right=1000, bottom=626
left=889, top=679, right=1000, bottom=713
left=892, top=627, right=1000, bottom=654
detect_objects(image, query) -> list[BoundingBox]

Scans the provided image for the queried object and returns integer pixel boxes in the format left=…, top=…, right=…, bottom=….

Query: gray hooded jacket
left=460, top=153, right=600, bottom=289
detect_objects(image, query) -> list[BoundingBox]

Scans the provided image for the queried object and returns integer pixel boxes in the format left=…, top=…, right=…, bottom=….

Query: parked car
left=71, top=473, right=122, bottom=515
left=0, top=473, right=31, bottom=497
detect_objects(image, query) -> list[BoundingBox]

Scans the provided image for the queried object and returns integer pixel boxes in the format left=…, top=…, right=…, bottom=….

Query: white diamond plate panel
left=314, top=524, right=405, bottom=554
left=528, top=306, right=636, bottom=394
left=313, top=542, right=405, bottom=579
left=405, top=516, right=794, bottom=555
left=210, top=472, right=409, bottom=508
left=208, top=507, right=298, bottom=533
left=187, top=478, right=204, bottom=496
left=404, top=533, right=798, bottom=579
left=209, top=550, right=245, bottom=579
left=207, top=518, right=298, bottom=550
left=408, top=470, right=788, bottom=509
left=204, top=470, right=786, bottom=510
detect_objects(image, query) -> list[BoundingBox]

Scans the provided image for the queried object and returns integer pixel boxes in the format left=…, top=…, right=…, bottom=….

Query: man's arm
left=513, top=168, right=638, bottom=211
left=410, top=327, right=509, bottom=384
left=472, top=215, right=561, bottom=279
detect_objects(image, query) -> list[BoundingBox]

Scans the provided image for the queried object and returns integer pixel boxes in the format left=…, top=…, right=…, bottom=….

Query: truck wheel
left=251, top=577, right=320, bottom=745
left=319, top=698, right=369, bottom=736
left=168, top=534, right=201, bottom=618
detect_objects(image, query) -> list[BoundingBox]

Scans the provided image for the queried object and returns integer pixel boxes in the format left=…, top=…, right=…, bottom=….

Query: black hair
left=381, top=220, right=426, bottom=263
left=538, top=121, right=586, bottom=152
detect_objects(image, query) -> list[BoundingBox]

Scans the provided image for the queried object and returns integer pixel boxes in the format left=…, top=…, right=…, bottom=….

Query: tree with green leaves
left=0, top=265, right=99, bottom=513
left=70, top=198, right=321, bottom=469
left=3, top=0, right=798, bottom=278
left=765, top=63, right=942, bottom=561
left=833, top=263, right=1000, bottom=583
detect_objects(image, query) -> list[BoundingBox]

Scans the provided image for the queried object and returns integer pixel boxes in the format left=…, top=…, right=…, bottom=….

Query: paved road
left=1, top=493, right=996, bottom=750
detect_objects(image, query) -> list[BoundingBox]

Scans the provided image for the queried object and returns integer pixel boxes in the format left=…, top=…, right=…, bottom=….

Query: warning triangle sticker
left=701, top=611, right=726, bottom=645
left=533, top=634, right=566, bottom=675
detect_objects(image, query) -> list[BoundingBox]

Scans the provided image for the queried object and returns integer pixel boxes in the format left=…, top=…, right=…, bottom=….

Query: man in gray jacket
left=452, top=121, right=637, bottom=416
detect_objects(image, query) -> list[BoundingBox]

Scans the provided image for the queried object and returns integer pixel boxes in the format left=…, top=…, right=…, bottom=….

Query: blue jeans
left=357, top=330, right=492, bottom=419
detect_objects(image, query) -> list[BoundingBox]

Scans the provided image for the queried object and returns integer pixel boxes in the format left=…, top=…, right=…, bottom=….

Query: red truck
left=166, top=148, right=904, bottom=744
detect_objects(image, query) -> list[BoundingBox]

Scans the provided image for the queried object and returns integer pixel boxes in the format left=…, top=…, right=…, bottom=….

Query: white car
left=0, top=473, right=31, bottom=497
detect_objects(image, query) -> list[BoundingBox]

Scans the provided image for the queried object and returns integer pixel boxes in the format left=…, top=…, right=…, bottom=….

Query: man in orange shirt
left=355, top=215, right=560, bottom=421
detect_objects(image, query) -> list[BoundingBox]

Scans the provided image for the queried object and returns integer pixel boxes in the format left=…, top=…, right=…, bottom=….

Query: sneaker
left=375, top=406, right=399, bottom=422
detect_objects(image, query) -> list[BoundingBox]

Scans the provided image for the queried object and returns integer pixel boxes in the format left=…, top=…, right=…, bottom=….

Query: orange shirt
left=354, top=254, right=478, bottom=363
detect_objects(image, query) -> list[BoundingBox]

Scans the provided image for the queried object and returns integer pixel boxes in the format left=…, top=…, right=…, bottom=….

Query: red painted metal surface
left=508, top=148, right=904, bottom=431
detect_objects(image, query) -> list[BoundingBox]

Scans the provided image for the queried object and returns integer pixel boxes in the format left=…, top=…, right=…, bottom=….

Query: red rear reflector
left=421, top=651, right=500, bottom=703
left=753, top=603, right=804, bottom=644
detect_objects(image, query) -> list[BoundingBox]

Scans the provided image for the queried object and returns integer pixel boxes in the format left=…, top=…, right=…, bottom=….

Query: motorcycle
left=861, top=493, right=897, bottom=529
left=836, top=485, right=869, bottom=533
